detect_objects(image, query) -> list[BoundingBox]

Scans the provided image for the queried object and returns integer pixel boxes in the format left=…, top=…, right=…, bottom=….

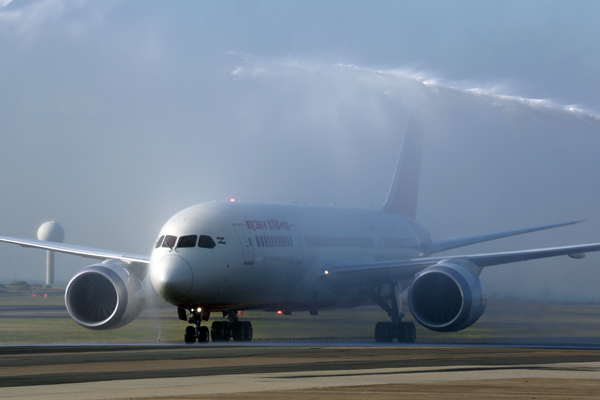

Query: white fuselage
left=149, top=201, right=430, bottom=312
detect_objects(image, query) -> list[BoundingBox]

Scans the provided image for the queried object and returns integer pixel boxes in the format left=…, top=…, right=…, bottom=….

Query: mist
left=1, top=1, right=600, bottom=301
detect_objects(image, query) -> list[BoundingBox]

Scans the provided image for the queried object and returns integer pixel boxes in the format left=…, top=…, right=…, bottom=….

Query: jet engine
left=408, top=260, right=486, bottom=332
left=65, top=260, right=145, bottom=330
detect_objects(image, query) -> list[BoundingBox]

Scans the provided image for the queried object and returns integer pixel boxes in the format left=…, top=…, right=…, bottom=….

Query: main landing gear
left=211, top=311, right=253, bottom=342
left=178, top=308, right=253, bottom=344
left=368, top=284, right=416, bottom=343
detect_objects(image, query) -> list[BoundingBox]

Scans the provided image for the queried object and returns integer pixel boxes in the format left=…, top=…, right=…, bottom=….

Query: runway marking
left=0, top=356, right=346, bottom=377
left=2, top=362, right=600, bottom=400
left=275, top=362, right=600, bottom=379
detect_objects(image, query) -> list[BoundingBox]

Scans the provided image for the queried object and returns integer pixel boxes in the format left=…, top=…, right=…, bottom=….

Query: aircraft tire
left=184, top=326, right=196, bottom=344
left=242, top=321, right=253, bottom=342
left=211, top=321, right=225, bottom=342
left=198, top=326, right=209, bottom=343
left=231, top=322, right=242, bottom=341
left=222, top=321, right=231, bottom=341
left=395, top=323, right=408, bottom=342
left=374, top=322, right=394, bottom=343
left=406, top=322, right=416, bottom=343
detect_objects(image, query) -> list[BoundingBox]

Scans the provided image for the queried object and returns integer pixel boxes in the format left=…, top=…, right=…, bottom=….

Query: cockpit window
left=198, top=235, right=216, bottom=249
left=161, top=235, right=177, bottom=249
left=177, top=235, right=197, bottom=248
left=155, top=235, right=165, bottom=249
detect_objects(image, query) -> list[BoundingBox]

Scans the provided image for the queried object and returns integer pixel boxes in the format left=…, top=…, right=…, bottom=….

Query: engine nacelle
left=408, top=260, right=487, bottom=332
left=65, top=260, right=145, bottom=330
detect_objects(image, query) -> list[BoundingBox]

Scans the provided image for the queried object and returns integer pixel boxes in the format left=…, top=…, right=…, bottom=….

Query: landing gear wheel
left=242, top=321, right=253, bottom=341
left=231, top=321, right=253, bottom=342
left=211, top=321, right=231, bottom=342
left=222, top=321, right=231, bottom=341
left=232, top=322, right=242, bottom=341
left=405, top=322, right=416, bottom=343
left=396, top=322, right=416, bottom=343
left=184, top=326, right=196, bottom=344
left=211, top=321, right=224, bottom=341
left=375, top=321, right=394, bottom=343
left=395, top=323, right=408, bottom=342
left=198, top=326, right=209, bottom=343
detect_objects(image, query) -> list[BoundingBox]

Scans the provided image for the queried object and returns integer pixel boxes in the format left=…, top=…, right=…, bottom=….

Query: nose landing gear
left=179, top=307, right=210, bottom=344
left=184, top=325, right=209, bottom=344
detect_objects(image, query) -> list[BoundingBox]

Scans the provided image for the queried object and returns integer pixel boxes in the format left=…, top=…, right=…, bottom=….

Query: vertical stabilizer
left=382, top=118, right=423, bottom=218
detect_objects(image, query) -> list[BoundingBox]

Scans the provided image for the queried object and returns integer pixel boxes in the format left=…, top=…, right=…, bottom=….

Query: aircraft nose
left=151, top=255, right=194, bottom=302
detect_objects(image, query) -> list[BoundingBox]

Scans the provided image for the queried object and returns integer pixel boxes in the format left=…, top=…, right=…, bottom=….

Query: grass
left=2, top=295, right=600, bottom=345
left=0, top=293, right=64, bottom=306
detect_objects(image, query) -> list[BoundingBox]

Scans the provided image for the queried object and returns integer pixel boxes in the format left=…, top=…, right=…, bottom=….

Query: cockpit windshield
left=161, top=235, right=177, bottom=249
left=198, top=235, right=216, bottom=249
left=157, top=234, right=216, bottom=250
left=177, top=235, right=197, bottom=248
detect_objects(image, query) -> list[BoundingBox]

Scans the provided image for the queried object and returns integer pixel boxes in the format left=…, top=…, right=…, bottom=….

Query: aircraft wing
left=0, top=235, right=149, bottom=264
left=426, top=220, right=584, bottom=254
left=321, top=242, right=600, bottom=290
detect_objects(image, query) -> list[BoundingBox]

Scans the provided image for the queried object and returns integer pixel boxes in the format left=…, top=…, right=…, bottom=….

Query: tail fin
left=382, top=118, right=423, bottom=218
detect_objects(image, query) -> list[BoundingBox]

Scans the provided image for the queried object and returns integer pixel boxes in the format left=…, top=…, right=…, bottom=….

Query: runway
left=1, top=344, right=600, bottom=399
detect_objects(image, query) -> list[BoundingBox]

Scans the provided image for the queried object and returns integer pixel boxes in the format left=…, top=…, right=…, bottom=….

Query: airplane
left=1, top=118, right=600, bottom=344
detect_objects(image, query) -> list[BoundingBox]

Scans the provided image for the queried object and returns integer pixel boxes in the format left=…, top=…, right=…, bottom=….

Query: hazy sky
left=1, top=0, right=600, bottom=300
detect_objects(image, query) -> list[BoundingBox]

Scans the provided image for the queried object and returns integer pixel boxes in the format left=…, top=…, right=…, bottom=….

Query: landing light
left=197, top=307, right=202, bottom=313
left=277, top=310, right=282, bottom=315
left=230, top=198, right=235, bottom=202
left=324, top=270, right=329, bottom=275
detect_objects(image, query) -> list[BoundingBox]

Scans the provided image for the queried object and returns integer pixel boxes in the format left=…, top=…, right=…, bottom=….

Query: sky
left=1, top=0, right=600, bottom=300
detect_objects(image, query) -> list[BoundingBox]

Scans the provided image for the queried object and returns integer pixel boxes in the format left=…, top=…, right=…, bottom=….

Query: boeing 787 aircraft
left=1, top=119, right=599, bottom=343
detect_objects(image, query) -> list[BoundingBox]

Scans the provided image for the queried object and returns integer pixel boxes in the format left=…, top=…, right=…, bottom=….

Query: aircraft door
left=233, top=224, right=255, bottom=265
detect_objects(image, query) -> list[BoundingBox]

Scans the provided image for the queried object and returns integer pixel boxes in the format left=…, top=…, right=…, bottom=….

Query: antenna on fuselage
left=382, top=117, right=423, bottom=219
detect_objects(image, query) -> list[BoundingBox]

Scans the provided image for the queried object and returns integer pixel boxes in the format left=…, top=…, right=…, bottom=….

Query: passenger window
left=162, top=235, right=177, bottom=249
left=177, top=235, right=197, bottom=248
left=155, top=235, right=165, bottom=249
left=198, top=235, right=216, bottom=249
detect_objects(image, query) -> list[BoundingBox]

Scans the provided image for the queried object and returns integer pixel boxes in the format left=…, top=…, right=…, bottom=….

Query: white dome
left=37, top=221, right=65, bottom=243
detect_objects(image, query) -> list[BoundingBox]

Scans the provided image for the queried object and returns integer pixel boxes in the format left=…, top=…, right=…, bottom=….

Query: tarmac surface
left=1, top=343, right=600, bottom=399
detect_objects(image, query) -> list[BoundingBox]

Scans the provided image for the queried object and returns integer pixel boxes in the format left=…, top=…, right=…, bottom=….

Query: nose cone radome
left=151, top=255, right=194, bottom=303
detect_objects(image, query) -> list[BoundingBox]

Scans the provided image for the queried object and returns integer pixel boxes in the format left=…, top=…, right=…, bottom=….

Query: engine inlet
left=67, top=273, right=118, bottom=324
